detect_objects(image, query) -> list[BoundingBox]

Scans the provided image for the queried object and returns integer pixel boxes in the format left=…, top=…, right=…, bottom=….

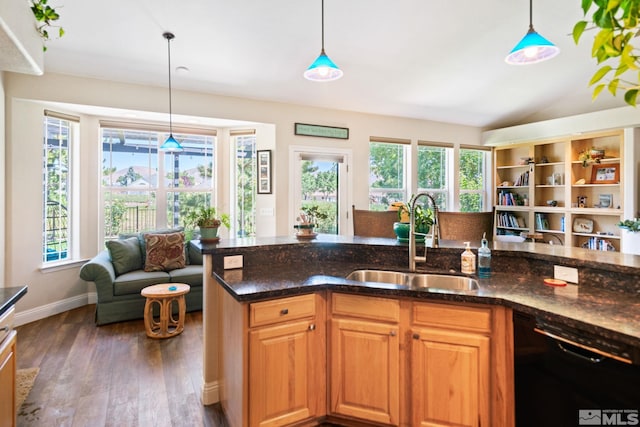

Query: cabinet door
left=0, top=331, right=17, bottom=427
left=330, top=318, right=399, bottom=425
left=249, top=319, right=319, bottom=427
left=412, top=327, right=490, bottom=427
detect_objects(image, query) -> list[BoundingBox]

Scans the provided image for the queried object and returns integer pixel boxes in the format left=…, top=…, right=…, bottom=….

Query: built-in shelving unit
left=493, top=130, right=624, bottom=251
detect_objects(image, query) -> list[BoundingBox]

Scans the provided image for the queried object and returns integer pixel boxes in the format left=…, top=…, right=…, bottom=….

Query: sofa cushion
left=187, top=241, right=203, bottom=265
left=105, top=237, right=142, bottom=276
left=168, top=265, right=203, bottom=287
left=144, top=231, right=186, bottom=272
left=113, top=270, right=171, bottom=296
left=120, top=227, right=184, bottom=264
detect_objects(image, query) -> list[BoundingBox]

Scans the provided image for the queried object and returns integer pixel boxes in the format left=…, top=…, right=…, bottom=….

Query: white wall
left=3, top=72, right=482, bottom=322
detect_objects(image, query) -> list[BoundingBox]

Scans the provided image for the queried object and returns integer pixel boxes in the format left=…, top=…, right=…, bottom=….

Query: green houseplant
left=30, top=0, right=64, bottom=51
left=573, top=0, right=640, bottom=105
left=184, top=207, right=230, bottom=242
left=294, top=204, right=330, bottom=238
left=393, top=197, right=434, bottom=243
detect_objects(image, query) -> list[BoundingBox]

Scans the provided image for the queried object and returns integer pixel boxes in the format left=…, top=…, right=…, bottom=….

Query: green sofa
left=79, top=232, right=203, bottom=325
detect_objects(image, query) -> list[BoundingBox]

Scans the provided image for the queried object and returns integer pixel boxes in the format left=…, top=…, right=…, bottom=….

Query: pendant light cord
left=321, top=0, right=325, bottom=52
left=164, top=32, right=175, bottom=135
left=528, top=0, right=534, bottom=31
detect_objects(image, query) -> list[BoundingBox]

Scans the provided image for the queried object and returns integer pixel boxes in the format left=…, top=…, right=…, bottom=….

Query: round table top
left=141, top=283, right=190, bottom=298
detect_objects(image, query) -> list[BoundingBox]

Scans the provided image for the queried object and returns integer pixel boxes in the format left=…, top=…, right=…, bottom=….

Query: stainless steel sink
left=408, top=274, right=479, bottom=291
left=345, top=270, right=479, bottom=292
left=345, top=270, right=409, bottom=286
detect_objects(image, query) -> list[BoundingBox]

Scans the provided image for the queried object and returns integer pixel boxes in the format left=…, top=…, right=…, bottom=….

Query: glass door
left=290, top=148, right=351, bottom=235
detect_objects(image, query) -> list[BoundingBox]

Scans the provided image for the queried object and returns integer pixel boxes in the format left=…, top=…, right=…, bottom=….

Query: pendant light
left=160, top=31, right=184, bottom=152
left=505, top=0, right=559, bottom=65
left=304, top=0, right=343, bottom=82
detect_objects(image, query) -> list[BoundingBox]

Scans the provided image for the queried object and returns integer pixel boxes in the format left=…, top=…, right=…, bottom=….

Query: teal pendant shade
left=160, top=133, right=183, bottom=152
left=505, top=27, right=560, bottom=65
left=160, top=32, right=184, bottom=152
left=505, top=0, right=559, bottom=65
left=304, top=0, right=343, bottom=82
left=304, top=49, right=343, bottom=81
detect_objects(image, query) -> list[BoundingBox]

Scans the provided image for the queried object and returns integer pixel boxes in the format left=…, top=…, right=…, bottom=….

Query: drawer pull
left=390, top=330, right=396, bottom=337
left=412, top=333, right=420, bottom=340
left=280, top=308, right=289, bottom=315
left=0, top=326, right=8, bottom=332
left=309, top=324, right=316, bottom=331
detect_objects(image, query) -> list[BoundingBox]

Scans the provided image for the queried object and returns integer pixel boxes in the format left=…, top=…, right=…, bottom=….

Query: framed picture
left=598, top=193, right=613, bottom=208
left=590, top=163, right=620, bottom=184
left=257, top=150, right=272, bottom=194
left=294, top=122, right=349, bottom=140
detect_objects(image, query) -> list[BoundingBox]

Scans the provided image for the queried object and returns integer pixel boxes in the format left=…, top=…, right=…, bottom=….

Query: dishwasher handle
left=533, top=327, right=632, bottom=365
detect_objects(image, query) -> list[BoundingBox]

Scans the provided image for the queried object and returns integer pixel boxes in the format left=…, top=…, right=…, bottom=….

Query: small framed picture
left=590, top=163, right=620, bottom=184
left=598, top=194, right=612, bottom=208
left=256, top=150, right=272, bottom=194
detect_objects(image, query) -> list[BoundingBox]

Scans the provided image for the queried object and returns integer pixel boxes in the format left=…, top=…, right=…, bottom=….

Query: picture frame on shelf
left=256, top=150, right=272, bottom=194
left=590, top=163, right=620, bottom=184
left=598, top=194, right=613, bottom=208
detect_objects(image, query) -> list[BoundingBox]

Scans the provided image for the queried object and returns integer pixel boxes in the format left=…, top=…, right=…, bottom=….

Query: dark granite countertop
left=198, top=235, right=640, bottom=349
left=0, top=286, right=28, bottom=317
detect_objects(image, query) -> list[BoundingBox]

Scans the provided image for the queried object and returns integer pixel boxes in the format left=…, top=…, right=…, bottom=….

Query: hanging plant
left=30, top=0, right=64, bottom=51
left=572, top=0, right=640, bottom=106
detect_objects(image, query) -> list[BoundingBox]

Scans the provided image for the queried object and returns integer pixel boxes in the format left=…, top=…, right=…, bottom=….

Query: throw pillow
left=144, top=231, right=186, bottom=272
left=106, top=236, right=143, bottom=276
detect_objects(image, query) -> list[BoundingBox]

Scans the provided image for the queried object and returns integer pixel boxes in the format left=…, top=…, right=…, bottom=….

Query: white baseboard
left=202, top=380, right=220, bottom=405
left=15, top=292, right=97, bottom=327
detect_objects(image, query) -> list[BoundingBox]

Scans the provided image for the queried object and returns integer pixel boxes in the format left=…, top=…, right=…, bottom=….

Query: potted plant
left=393, top=197, right=434, bottom=243
left=294, top=204, right=329, bottom=239
left=184, top=207, right=230, bottom=243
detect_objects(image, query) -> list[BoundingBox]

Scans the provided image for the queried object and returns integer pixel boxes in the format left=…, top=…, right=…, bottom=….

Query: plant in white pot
left=184, top=207, right=230, bottom=243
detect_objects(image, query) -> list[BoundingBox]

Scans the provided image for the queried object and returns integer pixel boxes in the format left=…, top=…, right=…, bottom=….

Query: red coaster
left=544, top=278, right=567, bottom=287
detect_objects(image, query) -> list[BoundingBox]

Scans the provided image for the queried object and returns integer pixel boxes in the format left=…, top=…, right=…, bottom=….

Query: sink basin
left=345, top=270, right=409, bottom=286
left=408, top=274, right=479, bottom=291
left=345, top=270, right=479, bottom=292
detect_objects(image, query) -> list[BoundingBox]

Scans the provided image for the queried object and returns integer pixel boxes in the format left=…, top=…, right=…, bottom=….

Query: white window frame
left=42, top=111, right=80, bottom=266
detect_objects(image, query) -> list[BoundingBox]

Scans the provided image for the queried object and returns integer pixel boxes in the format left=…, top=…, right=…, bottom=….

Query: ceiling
left=40, top=0, right=629, bottom=130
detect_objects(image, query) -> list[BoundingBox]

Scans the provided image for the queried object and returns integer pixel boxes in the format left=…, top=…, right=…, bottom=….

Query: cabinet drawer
left=249, top=294, right=316, bottom=328
left=413, top=302, right=492, bottom=333
left=332, top=293, right=400, bottom=323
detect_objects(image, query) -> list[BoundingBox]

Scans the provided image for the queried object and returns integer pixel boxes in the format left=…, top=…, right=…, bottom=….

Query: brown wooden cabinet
left=219, top=289, right=513, bottom=427
left=220, top=292, right=326, bottom=427
left=410, top=301, right=514, bottom=427
left=329, top=293, right=400, bottom=425
left=0, top=330, right=17, bottom=427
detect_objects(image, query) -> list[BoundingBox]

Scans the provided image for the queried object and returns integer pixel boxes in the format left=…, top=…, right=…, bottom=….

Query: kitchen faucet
left=409, top=192, right=439, bottom=272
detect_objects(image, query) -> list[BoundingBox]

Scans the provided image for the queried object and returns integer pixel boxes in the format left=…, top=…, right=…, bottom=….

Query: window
left=368, top=139, right=409, bottom=210
left=368, top=139, right=488, bottom=213
left=233, top=131, right=257, bottom=237
left=459, top=147, right=489, bottom=212
left=101, top=123, right=216, bottom=242
left=43, top=112, right=77, bottom=263
left=417, top=142, right=452, bottom=210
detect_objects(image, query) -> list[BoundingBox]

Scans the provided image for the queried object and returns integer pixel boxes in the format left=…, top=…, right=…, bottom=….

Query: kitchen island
left=198, top=236, right=640, bottom=426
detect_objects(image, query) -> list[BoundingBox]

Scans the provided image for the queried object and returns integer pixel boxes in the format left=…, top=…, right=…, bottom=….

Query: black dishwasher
left=514, top=312, right=640, bottom=427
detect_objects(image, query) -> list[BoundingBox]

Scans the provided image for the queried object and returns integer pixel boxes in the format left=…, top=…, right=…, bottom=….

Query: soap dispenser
left=478, top=232, right=491, bottom=278
left=461, top=241, right=476, bottom=275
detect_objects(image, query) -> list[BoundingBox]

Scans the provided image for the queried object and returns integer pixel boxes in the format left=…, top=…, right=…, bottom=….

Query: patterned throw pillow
left=143, top=231, right=186, bottom=272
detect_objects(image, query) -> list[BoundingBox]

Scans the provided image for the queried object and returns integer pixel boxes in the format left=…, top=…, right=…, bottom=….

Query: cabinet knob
left=309, top=324, right=316, bottom=331
left=412, top=333, right=420, bottom=340
left=280, top=308, right=289, bottom=315
left=390, top=330, right=396, bottom=337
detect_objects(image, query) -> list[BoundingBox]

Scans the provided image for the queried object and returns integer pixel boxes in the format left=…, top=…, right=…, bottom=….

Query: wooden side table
left=141, top=283, right=190, bottom=339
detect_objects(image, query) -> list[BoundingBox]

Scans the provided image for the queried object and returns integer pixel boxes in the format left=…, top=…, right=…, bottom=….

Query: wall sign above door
left=294, top=122, right=349, bottom=140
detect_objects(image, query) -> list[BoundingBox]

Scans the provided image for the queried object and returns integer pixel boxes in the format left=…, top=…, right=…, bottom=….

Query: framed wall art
left=257, top=150, right=272, bottom=194
left=590, top=163, right=620, bottom=184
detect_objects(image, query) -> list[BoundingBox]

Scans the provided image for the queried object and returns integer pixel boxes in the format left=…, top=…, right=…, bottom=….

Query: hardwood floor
left=15, top=304, right=227, bottom=427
